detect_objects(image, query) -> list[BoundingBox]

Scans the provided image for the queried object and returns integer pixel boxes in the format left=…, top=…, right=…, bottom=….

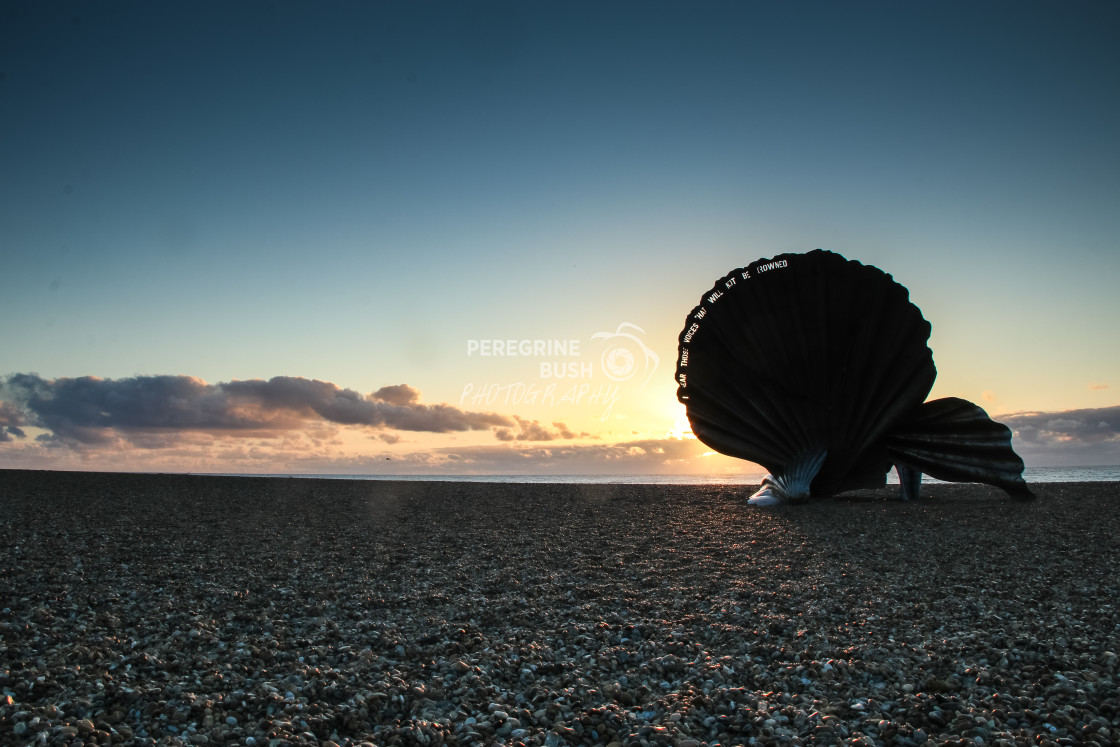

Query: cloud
left=0, top=401, right=26, bottom=427
left=0, top=401, right=27, bottom=442
left=1002, top=406, right=1120, bottom=444
left=493, top=416, right=589, bottom=442
left=1, top=373, right=514, bottom=447
left=371, top=384, right=421, bottom=406
left=1000, top=405, right=1120, bottom=465
left=1089, top=383, right=1110, bottom=390
left=553, top=421, right=578, bottom=439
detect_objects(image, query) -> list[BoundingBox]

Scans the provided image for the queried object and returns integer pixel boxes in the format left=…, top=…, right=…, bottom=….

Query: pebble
left=0, top=472, right=1117, bottom=746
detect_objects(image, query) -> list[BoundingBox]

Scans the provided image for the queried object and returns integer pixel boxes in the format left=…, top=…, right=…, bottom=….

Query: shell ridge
left=686, top=389, right=802, bottom=468
left=821, top=257, right=933, bottom=489
left=888, top=397, right=1033, bottom=499
left=842, top=350, right=935, bottom=458
left=751, top=254, right=837, bottom=452
left=831, top=289, right=933, bottom=466
left=841, top=275, right=926, bottom=417
left=687, top=405, right=787, bottom=470
left=748, top=446, right=829, bottom=505
left=727, top=266, right=830, bottom=468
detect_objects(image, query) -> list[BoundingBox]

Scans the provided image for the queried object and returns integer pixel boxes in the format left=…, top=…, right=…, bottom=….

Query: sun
left=667, top=404, right=697, bottom=440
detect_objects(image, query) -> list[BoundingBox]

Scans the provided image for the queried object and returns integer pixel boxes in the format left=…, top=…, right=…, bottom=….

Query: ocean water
left=273, top=465, right=1120, bottom=484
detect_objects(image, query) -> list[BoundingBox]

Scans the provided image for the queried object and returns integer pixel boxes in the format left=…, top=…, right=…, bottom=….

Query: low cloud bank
left=1002, top=405, right=1120, bottom=465
left=0, top=373, right=518, bottom=447
left=433, top=435, right=724, bottom=473
left=5, top=373, right=1115, bottom=472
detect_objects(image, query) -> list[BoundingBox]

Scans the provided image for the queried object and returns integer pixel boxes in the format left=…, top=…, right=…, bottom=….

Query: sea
left=261, top=465, right=1120, bottom=485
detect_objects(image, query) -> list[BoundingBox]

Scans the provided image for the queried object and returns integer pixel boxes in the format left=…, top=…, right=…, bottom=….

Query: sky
left=2, top=1, right=1118, bottom=475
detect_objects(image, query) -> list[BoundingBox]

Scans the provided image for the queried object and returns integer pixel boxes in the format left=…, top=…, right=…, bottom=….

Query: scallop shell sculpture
left=675, top=249, right=1032, bottom=504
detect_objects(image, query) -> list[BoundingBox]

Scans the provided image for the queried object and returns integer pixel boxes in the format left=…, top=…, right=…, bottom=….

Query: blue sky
left=2, top=1, right=1118, bottom=473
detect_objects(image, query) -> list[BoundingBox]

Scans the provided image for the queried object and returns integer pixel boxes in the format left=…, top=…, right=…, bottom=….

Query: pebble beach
left=1, top=470, right=1117, bottom=747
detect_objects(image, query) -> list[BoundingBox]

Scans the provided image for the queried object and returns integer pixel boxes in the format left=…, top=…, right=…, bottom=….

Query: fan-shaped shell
left=676, top=249, right=1032, bottom=501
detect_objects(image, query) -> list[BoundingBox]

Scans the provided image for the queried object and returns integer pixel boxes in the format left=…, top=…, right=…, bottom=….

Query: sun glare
left=668, top=409, right=697, bottom=440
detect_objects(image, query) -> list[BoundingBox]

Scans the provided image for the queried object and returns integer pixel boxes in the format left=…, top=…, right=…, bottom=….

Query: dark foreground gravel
left=1, top=470, right=1118, bottom=747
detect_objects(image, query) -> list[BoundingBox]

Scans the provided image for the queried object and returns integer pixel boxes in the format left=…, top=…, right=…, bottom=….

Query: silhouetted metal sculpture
left=675, top=249, right=1033, bottom=504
